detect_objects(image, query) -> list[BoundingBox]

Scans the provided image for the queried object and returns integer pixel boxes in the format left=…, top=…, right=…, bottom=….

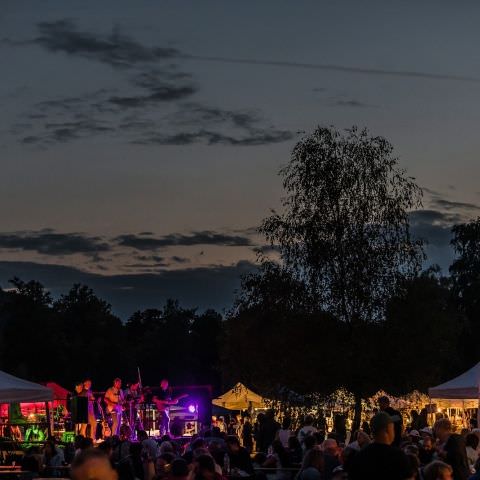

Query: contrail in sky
left=183, top=54, right=480, bottom=83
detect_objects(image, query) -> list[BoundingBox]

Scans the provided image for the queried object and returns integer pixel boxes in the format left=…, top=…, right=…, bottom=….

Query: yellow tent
left=212, top=383, right=266, bottom=410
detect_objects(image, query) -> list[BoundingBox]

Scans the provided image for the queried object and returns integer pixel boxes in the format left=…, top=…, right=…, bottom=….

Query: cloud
left=9, top=22, right=293, bottom=148
left=171, top=256, right=190, bottom=263
left=332, top=99, right=372, bottom=108
left=116, top=231, right=253, bottom=249
left=430, top=198, right=480, bottom=211
left=0, top=231, right=110, bottom=255
left=133, top=128, right=294, bottom=146
left=108, top=85, right=196, bottom=107
left=409, top=209, right=460, bottom=272
left=34, top=20, right=178, bottom=68
left=252, top=245, right=281, bottom=255
left=0, top=260, right=258, bottom=318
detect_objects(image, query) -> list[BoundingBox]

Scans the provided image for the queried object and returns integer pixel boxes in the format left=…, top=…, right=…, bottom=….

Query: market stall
left=429, top=362, right=480, bottom=427
left=212, top=383, right=266, bottom=410
left=0, top=370, right=54, bottom=441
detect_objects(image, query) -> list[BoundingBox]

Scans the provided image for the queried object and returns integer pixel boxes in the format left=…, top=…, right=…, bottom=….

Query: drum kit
left=96, top=396, right=159, bottom=439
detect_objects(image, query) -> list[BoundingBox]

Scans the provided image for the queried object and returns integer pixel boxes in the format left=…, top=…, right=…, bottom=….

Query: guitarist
left=153, top=379, right=180, bottom=436
left=104, top=377, right=125, bottom=436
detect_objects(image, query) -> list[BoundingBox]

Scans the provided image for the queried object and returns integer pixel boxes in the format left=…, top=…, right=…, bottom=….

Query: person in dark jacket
left=434, top=418, right=469, bottom=480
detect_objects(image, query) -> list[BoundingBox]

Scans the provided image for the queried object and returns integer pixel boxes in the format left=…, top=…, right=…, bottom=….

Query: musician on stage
left=153, top=379, right=177, bottom=436
left=124, top=382, right=144, bottom=433
left=83, top=378, right=97, bottom=441
left=72, top=381, right=87, bottom=436
left=104, top=378, right=124, bottom=436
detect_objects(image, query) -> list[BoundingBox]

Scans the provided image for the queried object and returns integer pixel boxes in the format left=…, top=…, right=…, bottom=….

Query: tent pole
left=45, top=402, right=53, bottom=438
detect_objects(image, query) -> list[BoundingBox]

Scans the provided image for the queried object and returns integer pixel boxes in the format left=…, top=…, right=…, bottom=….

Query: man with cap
left=346, top=412, right=412, bottom=480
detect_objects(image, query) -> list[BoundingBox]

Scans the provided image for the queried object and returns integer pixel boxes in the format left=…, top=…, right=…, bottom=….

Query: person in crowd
left=423, top=460, right=453, bottom=480
left=183, top=437, right=206, bottom=464
left=138, top=430, right=159, bottom=480
left=297, top=448, right=324, bottom=480
left=128, top=442, right=143, bottom=480
left=262, top=439, right=291, bottom=475
left=421, top=427, right=434, bottom=440
left=156, top=452, right=176, bottom=479
left=469, top=458, right=480, bottom=480
left=419, top=435, right=435, bottom=466
left=83, top=378, right=97, bottom=441
left=217, top=417, right=227, bottom=433
left=253, top=452, right=267, bottom=470
left=378, top=396, right=403, bottom=447
left=42, top=440, right=65, bottom=478
left=288, top=436, right=303, bottom=464
left=346, top=411, right=412, bottom=480
left=112, top=425, right=132, bottom=464
left=21, top=446, right=42, bottom=474
left=171, top=458, right=190, bottom=480
left=97, top=438, right=114, bottom=459
left=193, top=454, right=223, bottom=480
left=260, top=410, right=281, bottom=453
left=346, top=430, right=370, bottom=452
left=405, top=451, right=421, bottom=479
left=434, top=418, right=469, bottom=480
left=322, top=438, right=341, bottom=480
left=465, top=433, right=479, bottom=472
left=242, top=415, right=254, bottom=452
left=417, top=409, right=429, bottom=431
left=303, top=435, right=317, bottom=453
left=298, top=416, right=317, bottom=446
left=226, top=435, right=254, bottom=475
left=71, top=448, right=118, bottom=480
left=408, top=430, right=422, bottom=446
left=276, top=417, right=293, bottom=448
left=255, top=413, right=266, bottom=451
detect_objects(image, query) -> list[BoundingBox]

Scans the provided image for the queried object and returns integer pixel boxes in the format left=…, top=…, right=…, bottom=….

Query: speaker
left=70, top=396, right=88, bottom=424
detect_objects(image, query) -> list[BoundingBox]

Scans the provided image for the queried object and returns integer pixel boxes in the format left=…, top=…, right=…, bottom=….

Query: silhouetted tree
left=382, top=269, right=462, bottom=393
left=53, top=284, right=126, bottom=388
left=230, top=126, right=424, bottom=429
left=450, top=218, right=480, bottom=367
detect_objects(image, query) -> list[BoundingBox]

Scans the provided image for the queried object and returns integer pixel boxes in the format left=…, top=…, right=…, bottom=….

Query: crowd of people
left=16, top=394, right=480, bottom=480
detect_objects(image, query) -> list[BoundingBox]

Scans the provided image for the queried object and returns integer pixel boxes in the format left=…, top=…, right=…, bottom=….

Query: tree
left=450, top=218, right=480, bottom=367
left=125, top=300, right=197, bottom=385
left=53, top=284, right=126, bottom=387
left=0, top=278, right=59, bottom=380
left=382, top=270, right=462, bottom=394
left=238, top=126, right=424, bottom=428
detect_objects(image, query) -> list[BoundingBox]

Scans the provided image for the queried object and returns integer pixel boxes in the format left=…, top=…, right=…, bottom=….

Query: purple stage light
left=188, top=404, right=196, bottom=413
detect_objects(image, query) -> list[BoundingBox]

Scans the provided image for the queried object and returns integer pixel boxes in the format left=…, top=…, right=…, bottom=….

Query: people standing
left=298, top=415, right=318, bottom=447
left=83, top=379, right=97, bottom=441
left=378, top=396, right=403, bottom=447
left=153, top=378, right=178, bottom=436
left=104, top=377, right=124, bottom=436
left=346, top=412, right=412, bottom=480
left=71, top=381, right=88, bottom=436
left=433, top=418, right=469, bottom=480
left=276, top=417, right=293, bottom=448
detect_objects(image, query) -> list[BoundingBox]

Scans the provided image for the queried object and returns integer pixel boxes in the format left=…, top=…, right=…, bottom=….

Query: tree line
left=0, top=126, right=479, bottom=417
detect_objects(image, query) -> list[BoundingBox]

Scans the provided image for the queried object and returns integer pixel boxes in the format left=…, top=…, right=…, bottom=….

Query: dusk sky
left=2, top=0, right=480, bottom=318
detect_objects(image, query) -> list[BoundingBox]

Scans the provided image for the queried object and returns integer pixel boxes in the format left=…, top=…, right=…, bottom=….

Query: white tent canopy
left=0, top=370, right=53, bottom=403
left=212, top=383, right=266, bottom=410
left=429, top=362, right=480, bottom=408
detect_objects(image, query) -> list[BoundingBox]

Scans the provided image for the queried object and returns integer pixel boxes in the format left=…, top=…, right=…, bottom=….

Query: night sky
left=1, top=0, right=480, bottom=318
